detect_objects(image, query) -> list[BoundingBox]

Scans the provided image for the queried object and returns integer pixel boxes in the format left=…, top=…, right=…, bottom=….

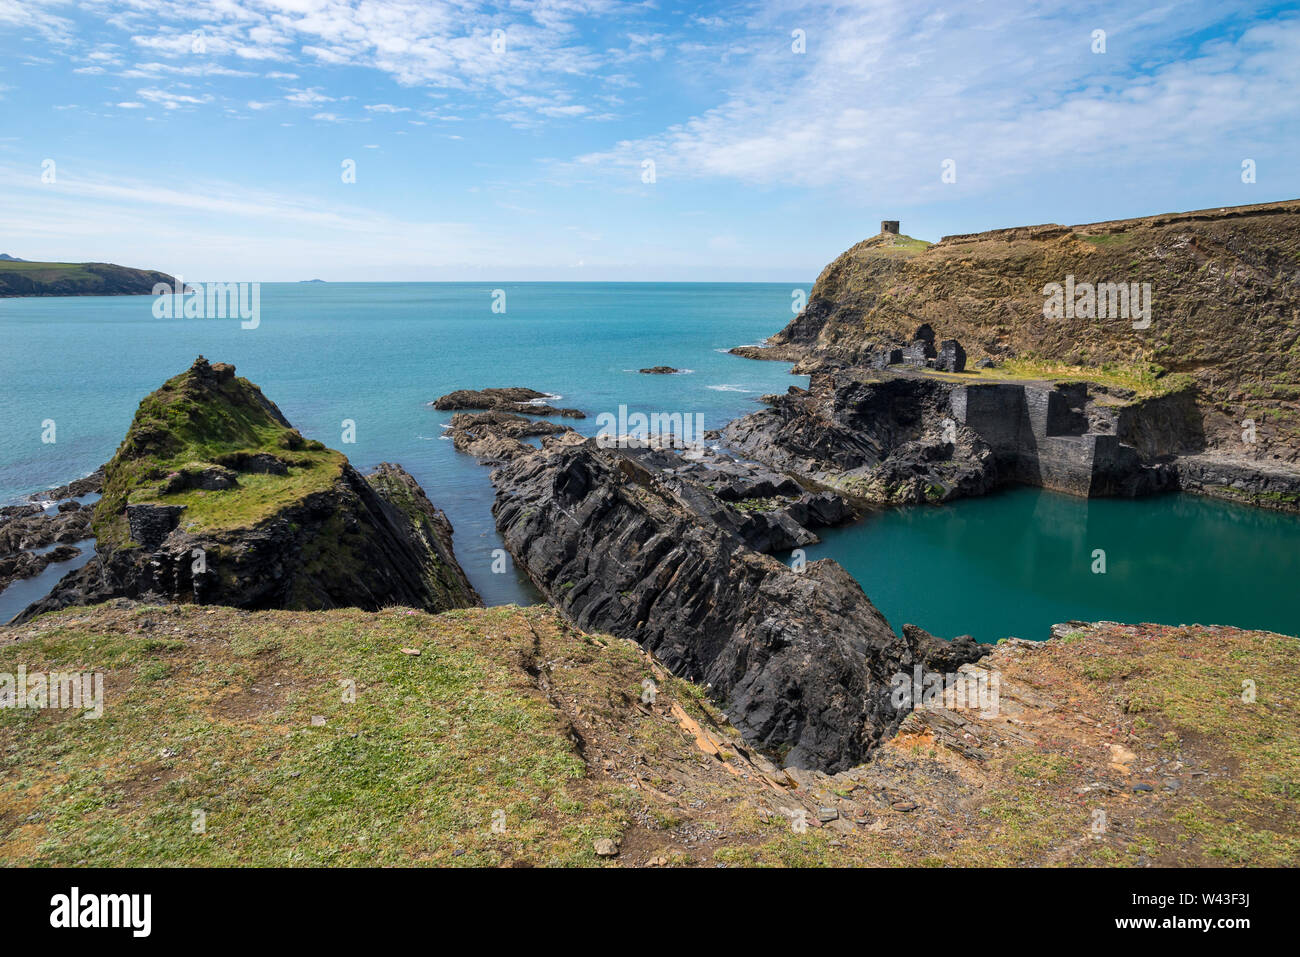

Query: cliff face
left=761, top=201, right=1300, bottom=460
left=15, top=358, right=478, bottom=621
left=0, top=261, right=177, bottom=297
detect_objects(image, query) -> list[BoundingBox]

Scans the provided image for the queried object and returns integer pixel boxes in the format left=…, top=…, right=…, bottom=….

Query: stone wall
left=952, top=382, right=1165, bottom=497
left=951, top=384, right=1030, bottom=455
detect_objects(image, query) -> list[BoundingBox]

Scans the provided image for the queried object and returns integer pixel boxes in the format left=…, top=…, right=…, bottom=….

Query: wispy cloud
left=0, top=162, right=505, bottom=276
left=563, top=1, right=1300, bottom=202
left=32, top=0, right=632, bottom=124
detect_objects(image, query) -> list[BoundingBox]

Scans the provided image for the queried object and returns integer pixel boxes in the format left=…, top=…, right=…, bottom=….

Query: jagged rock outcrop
left=484, top=432, right=981, bottom=771
left=0, top=472, right=101, bottom=594
left=15, top=358, right=479, bottom=621
left=445, top=411, right=569, bottom=457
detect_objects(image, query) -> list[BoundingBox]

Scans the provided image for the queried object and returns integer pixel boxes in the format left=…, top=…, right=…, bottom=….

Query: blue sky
left=1, top=0, right=1297, bottom=281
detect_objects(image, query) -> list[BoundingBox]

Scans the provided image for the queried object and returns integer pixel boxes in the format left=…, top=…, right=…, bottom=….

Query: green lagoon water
left=2, top=282, right=1298, bottom=638
left=793, top=485, right=1300, bottom=643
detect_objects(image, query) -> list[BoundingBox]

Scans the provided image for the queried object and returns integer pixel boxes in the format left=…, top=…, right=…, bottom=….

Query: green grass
left=0, top=261, right=99, bottom=280
left=0, top=605, right=628, bottom=866
left=866, top=233, right=932, bottom=257
left=935, top=357, right=1195, bottom=398
left=147, top=456, right=345, bottom=535
left=2, top=610, right=1296, bottom=867
left=94, top=363, right=340, bottom=546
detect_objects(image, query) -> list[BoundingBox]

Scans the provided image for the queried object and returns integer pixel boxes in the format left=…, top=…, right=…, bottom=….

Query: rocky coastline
left=0, top=469, right=104, bottom=595
left=9, top=200, right=1297, bottom=782
left=432, top=199, right=1300, bottom=769
left=439, top=388, right=982, bottom=772
left=730, top=201, right=1300, bottom=510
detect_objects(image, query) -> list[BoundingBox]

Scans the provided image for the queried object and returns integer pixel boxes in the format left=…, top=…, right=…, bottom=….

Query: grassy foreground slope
left=1, top=603, right=1296, bottom=867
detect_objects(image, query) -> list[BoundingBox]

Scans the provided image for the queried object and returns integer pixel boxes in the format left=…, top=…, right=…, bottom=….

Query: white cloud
left=285, top=86, right=334, bottom=107
left=564, top=1, right=1300, bottom=203
left=0, top=0, right=74, bottom=42
left=137, top=87, right=213, bottom=109
left=33, top=0, right=626, bottom=124
left=0, top=161, right=518, bottom=278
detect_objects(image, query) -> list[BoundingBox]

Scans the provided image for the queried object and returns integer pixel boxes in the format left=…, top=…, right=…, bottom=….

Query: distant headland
left=0, top=258, right=178, bottom=298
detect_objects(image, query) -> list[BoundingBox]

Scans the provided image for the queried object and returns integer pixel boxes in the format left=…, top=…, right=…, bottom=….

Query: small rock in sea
left=638, top=366, right=679, bottom=375
left=817, top=807, right=839, bottom=822
left=594, top=839, right=619, bottom=857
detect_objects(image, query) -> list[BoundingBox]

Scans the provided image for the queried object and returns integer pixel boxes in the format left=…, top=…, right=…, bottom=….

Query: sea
left=2, top=282, right=1297, bottom=640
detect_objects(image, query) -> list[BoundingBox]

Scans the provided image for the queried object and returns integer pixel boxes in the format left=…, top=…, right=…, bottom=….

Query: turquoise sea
left=2, top=282, right=1298, bottom=640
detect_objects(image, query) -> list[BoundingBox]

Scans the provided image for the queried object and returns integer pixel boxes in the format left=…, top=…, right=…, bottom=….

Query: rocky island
left=13, top=357, right=479, bottom=622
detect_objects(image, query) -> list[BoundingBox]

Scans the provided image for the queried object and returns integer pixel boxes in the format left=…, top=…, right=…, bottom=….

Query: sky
left=0, top=0, right=1297, bottom=281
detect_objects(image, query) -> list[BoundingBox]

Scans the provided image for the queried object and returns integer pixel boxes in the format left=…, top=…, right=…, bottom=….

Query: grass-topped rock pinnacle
left=15, top=357, right=479, bottom=620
